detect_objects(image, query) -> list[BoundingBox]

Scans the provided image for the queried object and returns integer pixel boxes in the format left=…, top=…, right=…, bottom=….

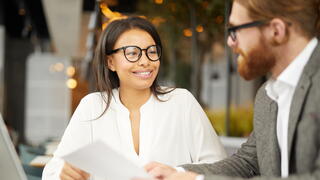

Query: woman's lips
left=132, top=70, right=153, bottom=78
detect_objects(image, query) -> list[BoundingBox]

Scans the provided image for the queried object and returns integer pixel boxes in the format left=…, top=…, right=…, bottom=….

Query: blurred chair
left=23, top=164, right=42, bottom=180
left=26, top=175, right=42, bottom=180
left=19, top=144, right=45, bottom=179
left=19, top=144, right=45, bottom=162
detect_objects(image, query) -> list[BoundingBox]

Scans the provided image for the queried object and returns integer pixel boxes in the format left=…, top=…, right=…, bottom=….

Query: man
left=136, top=0, right=320, bottom=179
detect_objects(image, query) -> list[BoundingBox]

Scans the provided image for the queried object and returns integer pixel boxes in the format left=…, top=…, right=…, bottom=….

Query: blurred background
left=0, top=0, right=267, bottom=171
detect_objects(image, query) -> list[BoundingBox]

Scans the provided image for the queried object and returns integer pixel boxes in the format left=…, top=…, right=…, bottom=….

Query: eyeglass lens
left=124, top=45, right=161, bottom=62
left=230, top=31, right=236, bottom=41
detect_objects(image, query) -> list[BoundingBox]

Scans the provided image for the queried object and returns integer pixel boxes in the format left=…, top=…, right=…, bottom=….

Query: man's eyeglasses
left=106, top=45, right=161, bottom=62
left=227, top=21, right=267, bottom=42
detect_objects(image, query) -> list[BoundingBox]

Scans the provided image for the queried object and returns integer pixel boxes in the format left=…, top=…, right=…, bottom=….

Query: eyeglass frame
left=106, top=45, right=162, bottom=63
left=227, top=20, right=268, bottom=42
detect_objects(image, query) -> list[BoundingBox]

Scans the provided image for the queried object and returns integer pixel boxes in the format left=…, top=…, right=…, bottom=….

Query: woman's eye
left=126, top=51, right=138, bottom=56
left=148, top=50, right=157, bottom=54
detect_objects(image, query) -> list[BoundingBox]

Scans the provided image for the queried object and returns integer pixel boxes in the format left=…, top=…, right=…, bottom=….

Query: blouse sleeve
left=42, top=96, right=94, bottom=180
left=185, top=91, right=227, bottom=164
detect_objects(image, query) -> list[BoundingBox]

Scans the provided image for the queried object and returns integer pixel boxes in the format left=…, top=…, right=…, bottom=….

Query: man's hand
left=132, top=172, right=199, bottom=180
left=144, top=161, right=177, bottom=179
left=165, top=172, right=199, bottom=180
left=60, top=162, right=90, bottom=180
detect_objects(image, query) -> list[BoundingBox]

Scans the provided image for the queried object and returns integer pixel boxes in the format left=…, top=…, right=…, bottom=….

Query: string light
left=100, top=2, right=127, bottom=30
left=196, top=25, right=204, bottom=33
left=19, top=9, right=26, bottom=16
left=183, top=29, right=192, bottom=37
left=49, top=63, right=64, bottom=73
left=66, top=66, right=76, bottom=77
left=154, top=0, right=163, bottom=4
left=66, top=78, right=77, bottom=89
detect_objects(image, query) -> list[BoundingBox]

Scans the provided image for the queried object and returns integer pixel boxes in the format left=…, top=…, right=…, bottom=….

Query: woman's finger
left=60, top=162, right=89, bottom=180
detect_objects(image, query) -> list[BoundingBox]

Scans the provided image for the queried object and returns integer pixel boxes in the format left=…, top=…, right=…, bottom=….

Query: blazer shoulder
left=255, top=81, right=268, bottom=100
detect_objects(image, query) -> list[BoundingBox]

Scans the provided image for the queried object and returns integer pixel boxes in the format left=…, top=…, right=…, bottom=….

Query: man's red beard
left=235, top=40, right=276, bottom=80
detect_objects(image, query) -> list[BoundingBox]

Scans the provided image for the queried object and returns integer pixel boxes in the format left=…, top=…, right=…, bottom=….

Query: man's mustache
left=233, top=48, right=247, bottom=61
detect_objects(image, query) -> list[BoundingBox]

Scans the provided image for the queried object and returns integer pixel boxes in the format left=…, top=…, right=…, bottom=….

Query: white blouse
left=42, top=88, right=227, bottom=180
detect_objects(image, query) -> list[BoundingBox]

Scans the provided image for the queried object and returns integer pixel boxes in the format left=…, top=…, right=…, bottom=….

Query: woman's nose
left=137, top=52, right=150, bottom=66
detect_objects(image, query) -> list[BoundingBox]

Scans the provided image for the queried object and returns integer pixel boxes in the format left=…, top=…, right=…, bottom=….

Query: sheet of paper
left=61, top=140, right=150, bottom=180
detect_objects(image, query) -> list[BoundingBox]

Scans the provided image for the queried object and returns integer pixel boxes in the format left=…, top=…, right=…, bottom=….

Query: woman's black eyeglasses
left=106, top=45, right=161, bottom=63
left=227, top=21, right=267, bottom=41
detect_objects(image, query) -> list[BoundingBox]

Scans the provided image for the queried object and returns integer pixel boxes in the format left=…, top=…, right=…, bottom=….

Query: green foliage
left=136, top=0, right=226, bottom=86
left=137, top=0, right=226, bottom=40
left=205, top=105, right=254, bottom=137
left=175, top=59, right=192, bottom=89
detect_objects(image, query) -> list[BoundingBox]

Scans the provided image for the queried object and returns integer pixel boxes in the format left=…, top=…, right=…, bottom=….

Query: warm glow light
left=66, top=66, right=76, bottom=77
left=196, top=25, right=204, bottom=33
left=202, top=1, right=209, bottom=8
left=19, top=9, right=26, bottom=16
left=100, top=3, right=122, bottom=18
left=215, top=16, right=224, bottom=24
left=154, top=0, right=163, bottom=4
left=151, top=17, right=166, bottom=26
left=49, top=63, right=64, bottom=73
left=102, top=22, right=108, bottom=30
left=100, top=3, right=127, bottom=29
left=55, top=63, right=64, bottom=72
left=183, top=29, right=192, bottom=37
left=66, top=78, right=77, bottom=89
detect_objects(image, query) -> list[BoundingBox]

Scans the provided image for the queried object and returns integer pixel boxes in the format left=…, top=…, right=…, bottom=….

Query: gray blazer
left=182, top=42, right=320, bottom=180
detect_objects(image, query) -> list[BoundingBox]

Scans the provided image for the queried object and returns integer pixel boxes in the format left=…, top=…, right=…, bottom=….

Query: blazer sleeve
left=42, top=97, right=93, bottom=180
left=202, top=159, right=320, bottom=180
left=183, top=129, right=320, bottom=180
left=182, top=130, right=259, bottom=178
left=185, top=91, right=227, bottom=164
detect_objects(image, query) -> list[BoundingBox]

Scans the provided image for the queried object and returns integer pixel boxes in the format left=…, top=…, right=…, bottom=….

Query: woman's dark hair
left=92, top=16, right=173, bottom=117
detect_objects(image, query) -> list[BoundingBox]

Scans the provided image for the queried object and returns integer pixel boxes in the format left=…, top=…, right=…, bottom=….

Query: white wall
left=201, top=58, right=255, bottom=109
left=42, top=0, right=83, bottom=57
left=25, top=53, right=71, bottom=145
left=201, top=59, right=227, bottom=109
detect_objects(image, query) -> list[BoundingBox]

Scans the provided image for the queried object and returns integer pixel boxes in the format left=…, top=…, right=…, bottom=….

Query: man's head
left=227, top=0, right=320, bottom=80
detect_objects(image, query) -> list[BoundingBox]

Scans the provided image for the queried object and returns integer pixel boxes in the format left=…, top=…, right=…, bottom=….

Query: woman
left=42, top=16, right=226, bottom=180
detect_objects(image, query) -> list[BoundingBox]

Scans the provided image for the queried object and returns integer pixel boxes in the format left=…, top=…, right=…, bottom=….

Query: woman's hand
left=60, top=162, right=90, bottom=180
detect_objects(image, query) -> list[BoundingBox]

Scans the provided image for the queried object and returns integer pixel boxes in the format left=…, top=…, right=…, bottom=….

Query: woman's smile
left=132, top=70, right=153, bottom=79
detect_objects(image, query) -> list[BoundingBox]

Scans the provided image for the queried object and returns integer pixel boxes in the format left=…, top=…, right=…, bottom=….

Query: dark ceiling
left=2, top=0, right=136, bottom=39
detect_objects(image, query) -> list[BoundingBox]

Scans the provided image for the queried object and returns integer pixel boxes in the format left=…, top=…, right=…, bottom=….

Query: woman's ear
left=107, top=57, right=116, bottom=72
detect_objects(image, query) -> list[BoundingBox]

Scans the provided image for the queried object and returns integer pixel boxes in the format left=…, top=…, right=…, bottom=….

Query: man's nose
left=227, top=36, right=237, bottom=49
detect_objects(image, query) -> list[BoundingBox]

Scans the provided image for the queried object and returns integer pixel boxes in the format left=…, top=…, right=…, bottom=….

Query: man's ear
left=107, top=57, right=116, bottom=72
left=267, top=18, right=289, bottom=45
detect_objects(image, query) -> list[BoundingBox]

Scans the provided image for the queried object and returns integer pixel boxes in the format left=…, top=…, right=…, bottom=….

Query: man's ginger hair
left=234, top=0, right=320, bottom=38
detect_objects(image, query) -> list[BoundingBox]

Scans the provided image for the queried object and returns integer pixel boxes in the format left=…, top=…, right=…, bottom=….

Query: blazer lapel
left=287, top=75, right=311, bottom=161
left=287, top=41, right=320, bottom=165
left=269, top=100, right=281, bottom=176
left=260, top=88, right=281, bottom=176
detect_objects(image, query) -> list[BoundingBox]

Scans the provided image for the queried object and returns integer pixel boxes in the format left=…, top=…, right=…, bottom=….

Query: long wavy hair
left=92, top=16, right=174, bottom=118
